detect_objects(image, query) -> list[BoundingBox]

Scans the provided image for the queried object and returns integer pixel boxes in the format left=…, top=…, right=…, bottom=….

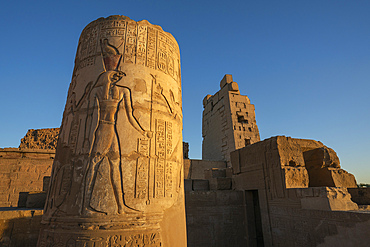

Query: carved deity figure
left=82, top=39, right=146, bottom=215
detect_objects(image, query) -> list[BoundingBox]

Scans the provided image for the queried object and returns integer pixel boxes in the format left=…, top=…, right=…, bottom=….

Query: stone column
left=37, top=15, right=186, bottom=247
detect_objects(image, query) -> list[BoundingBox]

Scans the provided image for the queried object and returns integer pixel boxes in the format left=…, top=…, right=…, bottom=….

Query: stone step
left=204, top=167, right=233, bottom=179
left=184, top=179, right=210, bottom=191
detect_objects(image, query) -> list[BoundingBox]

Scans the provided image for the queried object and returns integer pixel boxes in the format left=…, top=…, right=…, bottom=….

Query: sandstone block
left=300, top=187, right=358, bottom=211
left=213, top=177, right=232, bottom=190
left=25, top=192, right=47, bottom=208
left=348, top=188, right=370, bottom=205
left=183, top=159, right=191, bottom=179
left=184, top=179, right=193, bottom=191
left=192, top=179, right=210, bottom=191
left=283, top=167, right=309, bottom=188
left=204, top=168, right=226, bottom=179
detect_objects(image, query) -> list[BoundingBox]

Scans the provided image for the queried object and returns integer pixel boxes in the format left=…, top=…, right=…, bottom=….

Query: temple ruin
left=202, top=74, right=260, bottom=165
left=0, top=15, right=370, bottom=247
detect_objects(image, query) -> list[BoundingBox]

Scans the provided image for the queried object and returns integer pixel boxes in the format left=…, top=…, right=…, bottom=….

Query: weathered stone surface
left=230, top=136, right=369, bottom=246
left=185, top=190, right=247, bottom=247
left=204, top=168, right=226, bottom=179
left=38, top=15, right=185, bottom=246
left=192, top=179, right=210, bottom=191
left=283, top=167, right=309, bottom=188
left=304, top=147, right=357, bottom=187
left=0, top=148, right=53, bottom=207
left=19, top=128, right=59, bottom=150
left=25, top=192, right=47, bottom=208
left=184, top=159, right=227, bottom=180
left=303, top=146, right=340, bottom=170
left=0, top=209, right=43, bottom=247
left=202, top=74, right=260, bottom=165
left=348, top=188, right=370, bottom=205
left=299, top=187, right=358, bottom=211
left=183, top=142, right=189, bottom=159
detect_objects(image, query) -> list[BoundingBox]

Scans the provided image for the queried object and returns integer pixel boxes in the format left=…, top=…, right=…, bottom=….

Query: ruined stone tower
left=202, top=74, right=260, bottom=165
left=37, top=15, right=186, bottom=246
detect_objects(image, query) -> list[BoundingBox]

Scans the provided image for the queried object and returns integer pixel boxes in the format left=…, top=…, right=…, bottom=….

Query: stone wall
left=0, top=148, right=54, bottom=207
left=2, top=137, right=368, bottom=246
left=184, top=159, right=245, bottom=247
left=184, top=159, right=227, bottom=180
left=231, top=136, right=370, bottom=246
left=0, top=155, right=242, bottom=246
left=185, top=191, right=247, bottom=247
left=0, top=209, right=43, bottom=247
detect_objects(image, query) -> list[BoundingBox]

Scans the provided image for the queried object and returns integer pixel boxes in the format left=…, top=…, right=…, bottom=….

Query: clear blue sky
left=0, top=1, right=369, bottom=183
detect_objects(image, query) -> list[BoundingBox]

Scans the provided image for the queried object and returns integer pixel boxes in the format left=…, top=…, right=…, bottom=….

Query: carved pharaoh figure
left=38, top=15, right=186, bottom=247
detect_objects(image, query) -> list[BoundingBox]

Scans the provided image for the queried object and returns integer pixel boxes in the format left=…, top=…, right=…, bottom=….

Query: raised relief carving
left=38, top=16, right=184, bottom=247
left=82, top=40, right=148, bottom=215
left=136, top=25, right=147, bottom=66
left=124, top=22, right=138, bottom=64
left=105, top=232, right=162, bottom=246
left=146, top=27, right=157, bottom=69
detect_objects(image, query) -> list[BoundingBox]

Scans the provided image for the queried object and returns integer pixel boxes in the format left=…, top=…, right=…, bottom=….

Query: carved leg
left=109, top=158, right=125, bottom=214
left=81, top=156, right=102, bottom=215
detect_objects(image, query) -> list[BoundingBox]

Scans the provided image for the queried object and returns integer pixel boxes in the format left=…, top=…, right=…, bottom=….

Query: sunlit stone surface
left=37, top=15, right=186, bottom=247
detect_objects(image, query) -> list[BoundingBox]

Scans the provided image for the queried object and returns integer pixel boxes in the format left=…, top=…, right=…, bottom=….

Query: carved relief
left=153, top=119, right=175, bottom=198
left=146, top=27, right=157, bottom=70
left=136, top=25, right=147, bottom=66
left=155, top=119, right=166, bottom=198
left=124, top=22, right=138, bottom=64
left=166, top=121, right=173, bottom=155
left=77, top=22, right=99, bottom=69
left=74, top=16, right=180, bottom=83
left=135, top=157, right=149, bottom=200
left=39, top=15, right=184, bottom=247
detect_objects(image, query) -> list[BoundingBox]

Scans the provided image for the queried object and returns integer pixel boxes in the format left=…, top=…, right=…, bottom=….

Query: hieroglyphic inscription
left=157, top=32, right=167, bottom=73
left=136, top=25, right=148, bottom=66
left=166, top=122, right=172, bottom=155
left=154, top=119, right=174, bottom=198
left=135, top=158, right=149, bottom=199
left=78, top=23, right=99, bottom=69
left=146, top=27, right=157, bottom=69
left=165, top=162, right=173, bottom=197
left=76, top=18, right=180, bottom=82
left=165, top=118, right=173, bottom=197
left=155, top=119, right=166, bottom=198
left=135, top=138, right=150, bottom=199
left=124, top=22, right=137, bottom=64
left=78, top=57, right=95, bottom=69
left=101, top=19, right=126, bottom=29
left=68, top=119, right=80, bottom=151
left=138, top=138, right=149, bottom=156
left=106, top=232, right=161, bottom=246
left=100, top=19, right=126, bottom=56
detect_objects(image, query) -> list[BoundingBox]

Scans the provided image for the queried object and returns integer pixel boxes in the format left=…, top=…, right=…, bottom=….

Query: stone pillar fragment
left=37, top=15, right=186, bottom=246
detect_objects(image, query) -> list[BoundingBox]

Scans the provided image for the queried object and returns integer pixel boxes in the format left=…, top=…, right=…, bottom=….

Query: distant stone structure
left=37, top=15, right=186, bottom=247
left=19, top=128, right=59, bottom=150
left=230, top=136, right=366, bottom=246
left=183, top=142, right=189, bottom=159
left=202, top=74, right=260, bottom=165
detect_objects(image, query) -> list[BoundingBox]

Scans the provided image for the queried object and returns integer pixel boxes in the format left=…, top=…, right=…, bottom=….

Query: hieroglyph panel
left=75, top=17, right=180, bottom=82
